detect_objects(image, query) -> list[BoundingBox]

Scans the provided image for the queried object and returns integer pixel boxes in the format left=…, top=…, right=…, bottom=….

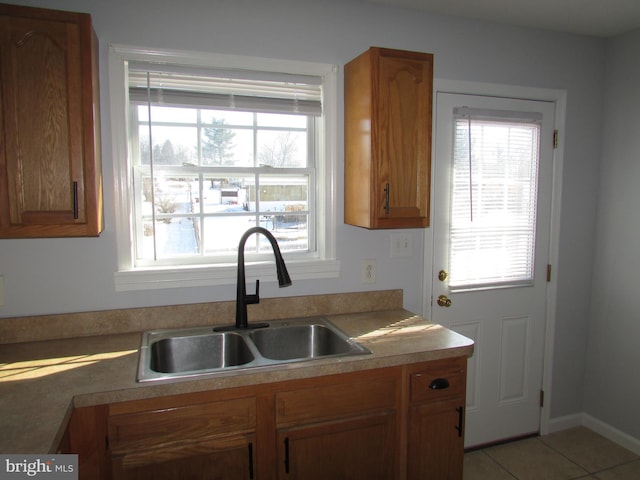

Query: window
left=109, top=46, right=338, bottom=290
left=449, top=107, right=542, bottom=290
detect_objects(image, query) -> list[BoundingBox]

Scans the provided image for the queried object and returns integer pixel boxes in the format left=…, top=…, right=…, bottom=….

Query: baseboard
left=582, top=414, right=640, bottom=455
left=547, top=413, right=584, bottom=433
left=548, top=413, right=640, bottom=455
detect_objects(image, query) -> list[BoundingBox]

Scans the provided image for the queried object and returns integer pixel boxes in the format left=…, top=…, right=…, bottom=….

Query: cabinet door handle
left=284, top=437, right=290, bottom=474
left=429, top=378, right=450, bottom=390
left=384, top=182, right=390, bottom=214
left=456, top=406, right=464, bottom=438
left=72, top=181, right=79, bottom=220
left=248, top=442, right=254, bottom=479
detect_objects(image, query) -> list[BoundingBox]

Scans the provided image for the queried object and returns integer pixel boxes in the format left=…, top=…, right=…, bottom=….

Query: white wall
left=0, top=0, right=605, bottom=423
left=584, top=28, right=640, bottom=441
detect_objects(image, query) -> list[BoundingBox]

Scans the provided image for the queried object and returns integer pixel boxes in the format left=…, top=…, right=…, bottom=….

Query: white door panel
left=432, top=93, right=555, bottom=447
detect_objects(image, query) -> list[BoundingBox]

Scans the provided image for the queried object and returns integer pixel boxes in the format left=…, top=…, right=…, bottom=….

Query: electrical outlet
left=390, top=233, right=412, bottom=257
left=361, top=259, right=376, bottom=284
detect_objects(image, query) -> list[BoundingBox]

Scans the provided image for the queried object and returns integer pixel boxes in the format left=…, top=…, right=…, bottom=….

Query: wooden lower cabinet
left=275, top=369, right=400, bottom=479
left=107, top=395, right=256, bottom=480
left=61, top=405, right=109, bottom=480
left=408, top=401, right=464, bottom=479
left=64, top=358, right=467, bottom=479
left=278, top=413, right=396, bottom=479
left=110, top=434, right=255, bottom=480
left=407, top=357, right=467, bottom=480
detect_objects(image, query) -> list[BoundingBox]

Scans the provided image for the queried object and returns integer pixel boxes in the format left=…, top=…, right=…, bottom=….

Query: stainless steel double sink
left=137, top=316, right=371, bottom=382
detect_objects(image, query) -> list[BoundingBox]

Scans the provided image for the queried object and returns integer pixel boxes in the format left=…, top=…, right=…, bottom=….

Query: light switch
left=390, top=233, right=412, bottom=257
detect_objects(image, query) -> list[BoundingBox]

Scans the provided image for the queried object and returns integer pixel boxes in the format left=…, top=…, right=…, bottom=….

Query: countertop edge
left=71, top=344, right=474, bottom=409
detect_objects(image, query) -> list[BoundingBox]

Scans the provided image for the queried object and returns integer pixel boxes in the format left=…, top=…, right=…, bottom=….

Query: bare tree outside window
left=139, top=139, right=191, bottom=166
left=259, top=132, right=298, bottom=167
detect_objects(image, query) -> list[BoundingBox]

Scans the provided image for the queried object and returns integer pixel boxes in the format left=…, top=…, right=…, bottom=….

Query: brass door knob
left=437, top=295, right=452, bottom=307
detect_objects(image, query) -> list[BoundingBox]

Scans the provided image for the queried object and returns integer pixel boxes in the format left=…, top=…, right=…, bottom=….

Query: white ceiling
left=365, top=0, right=640, bottom=37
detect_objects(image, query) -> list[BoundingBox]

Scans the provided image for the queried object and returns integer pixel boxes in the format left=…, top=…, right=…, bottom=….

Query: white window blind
left=449, top=108, right=541, bottom=289
left=128, top=62, right=323, bottom=116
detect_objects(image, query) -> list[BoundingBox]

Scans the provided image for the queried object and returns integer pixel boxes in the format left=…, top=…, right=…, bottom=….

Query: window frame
left=130, top=108, right=317, bottom=267
left=109, top=45, right=339, bottom=291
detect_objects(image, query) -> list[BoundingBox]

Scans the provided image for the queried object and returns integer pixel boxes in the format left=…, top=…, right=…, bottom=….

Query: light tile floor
left=464, top=427, right=640, bottom=480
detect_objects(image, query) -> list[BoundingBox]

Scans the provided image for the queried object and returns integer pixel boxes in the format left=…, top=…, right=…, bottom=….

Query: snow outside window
left=109, top=47, right=338, bottom=290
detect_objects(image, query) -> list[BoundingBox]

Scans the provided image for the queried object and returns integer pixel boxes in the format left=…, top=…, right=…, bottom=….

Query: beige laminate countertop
left=0, top=308, right=473, bottom=455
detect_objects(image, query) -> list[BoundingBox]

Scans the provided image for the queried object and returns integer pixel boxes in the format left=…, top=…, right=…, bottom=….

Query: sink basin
left=250, top=323, right=367, bottom=360
left=137, top=317, right=371, bottom=382
left=150, top=332, right=254, bottom=373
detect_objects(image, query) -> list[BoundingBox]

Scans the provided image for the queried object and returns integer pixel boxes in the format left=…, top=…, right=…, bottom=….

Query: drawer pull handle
left=248, top=442, right=254, bottom=479
left=384, top=182, right=390, bottom=214
left=456, top=406, right=464, bottom=437
left=284, top=437, right=290, bottom=474
left=429, top=378, right=450, bottom=390
left=72, top=181, right=79, bottom=219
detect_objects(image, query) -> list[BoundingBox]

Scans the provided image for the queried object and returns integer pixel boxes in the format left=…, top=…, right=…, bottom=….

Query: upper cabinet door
left=344, top=47, right=433, bottom=229
left=0, top=4, right=102, bottom=237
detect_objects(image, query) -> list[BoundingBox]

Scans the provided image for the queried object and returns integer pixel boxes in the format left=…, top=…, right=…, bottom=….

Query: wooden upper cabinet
left=344, top=47, right=433, bottom=229
left=0, top=3, right=102, bottom=237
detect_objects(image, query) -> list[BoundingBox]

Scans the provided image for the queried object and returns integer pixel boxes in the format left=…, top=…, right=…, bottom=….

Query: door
left=277, top=414, right=396, bottom=479
left=408, top=400, right=464, bottom=480
left=110, top=434, right=255, bottom=480
left=431, top=92, right=555, bottom=447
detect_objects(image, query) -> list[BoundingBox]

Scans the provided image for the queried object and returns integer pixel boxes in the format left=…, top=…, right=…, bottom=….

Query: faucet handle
left=246, top=279, right=260, bottom=305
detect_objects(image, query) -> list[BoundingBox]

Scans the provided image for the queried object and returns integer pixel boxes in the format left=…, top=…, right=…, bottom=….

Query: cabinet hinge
left=540, top=390, right=545, bottom=408
left=546, top=264, right=552, bottom=282
left=553, top=130, right=559, bottom=149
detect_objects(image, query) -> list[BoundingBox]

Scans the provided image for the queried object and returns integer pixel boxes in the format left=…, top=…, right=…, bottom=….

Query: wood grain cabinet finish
left=407, top=357, right=467, bottom=480
left=344, top=47, right=433, bottom=229
left=108, top=396, right=257, bottom=480
left=277, top=413, right=396, bottom=480
left=62, top=359, right=467, bottom=480
left=275, top=370, right=400, bottom=479
left=0, top=3, right=103, bottom=237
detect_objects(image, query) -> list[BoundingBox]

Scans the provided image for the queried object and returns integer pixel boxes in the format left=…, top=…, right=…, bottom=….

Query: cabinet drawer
left=109, top=396, right=256, bottom=452
left=410, top=357, right=466, bottom=404
left=277, top=373, right=399, bottom=426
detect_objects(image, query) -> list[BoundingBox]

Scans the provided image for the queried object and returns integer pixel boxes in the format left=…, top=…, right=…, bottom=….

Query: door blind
left=449, top=110, right=541, bottom=289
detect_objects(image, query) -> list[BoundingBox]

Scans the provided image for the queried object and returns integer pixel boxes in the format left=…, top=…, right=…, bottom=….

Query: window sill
left=114, top=259, right=340, bottom=292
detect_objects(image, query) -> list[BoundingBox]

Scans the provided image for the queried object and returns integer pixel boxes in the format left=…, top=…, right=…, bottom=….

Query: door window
left=449, top=108, right=542, bottom=290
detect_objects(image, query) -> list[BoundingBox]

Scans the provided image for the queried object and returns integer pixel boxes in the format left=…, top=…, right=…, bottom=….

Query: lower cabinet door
left=110, top=434, right=255, bottom=480
left=407, top=400, right=464, bottom=480
left=277, top=413, right=396, bottom=480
